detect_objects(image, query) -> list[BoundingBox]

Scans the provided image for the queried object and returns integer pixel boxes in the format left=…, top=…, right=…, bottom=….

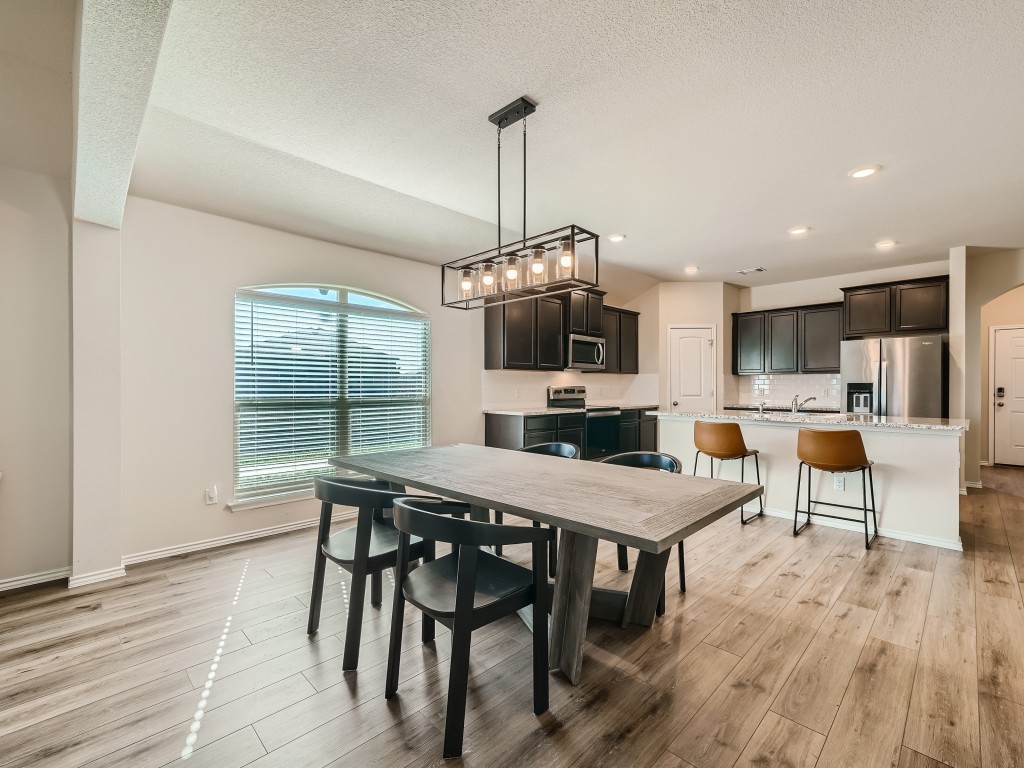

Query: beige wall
left=740, top=260, right=950, bottom=311
left=980, top=284, right=1024, bottom=463
left=963, top=248, right=1024, bottom=482
left=0, top=165, right=72, bottom=585
left=625, top=281, right=734, bottom=409
left=118, top=196, right=485, bottom=558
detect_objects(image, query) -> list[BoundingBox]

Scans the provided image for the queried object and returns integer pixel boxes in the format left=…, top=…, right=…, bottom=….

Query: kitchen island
left=651, top=410, right=969, bottom=550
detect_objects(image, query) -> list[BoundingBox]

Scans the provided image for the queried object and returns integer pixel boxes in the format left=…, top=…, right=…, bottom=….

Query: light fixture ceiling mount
left=442, top=97, right=598, bottom=309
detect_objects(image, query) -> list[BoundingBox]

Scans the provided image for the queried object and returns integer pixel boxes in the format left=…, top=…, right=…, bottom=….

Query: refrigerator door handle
left=879, top=361, right=888, bottom=417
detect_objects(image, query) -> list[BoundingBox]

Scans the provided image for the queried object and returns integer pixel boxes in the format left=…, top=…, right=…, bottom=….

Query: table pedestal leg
left=622, top=550, right=672, bottom=628
left=548, top=530, right=598, bottom=685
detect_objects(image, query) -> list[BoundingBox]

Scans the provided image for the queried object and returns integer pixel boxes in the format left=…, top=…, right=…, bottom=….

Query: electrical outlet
left=205, top=485, right=218, bottom=505
left=823, top=388, right=829, bottom=396
left=833, top=475, right=845, bottom=491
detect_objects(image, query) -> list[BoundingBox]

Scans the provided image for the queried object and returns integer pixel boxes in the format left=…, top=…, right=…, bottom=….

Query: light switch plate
left=205, top=485, right=218, bottom=505
left=833, top=475, right=845, bottom=491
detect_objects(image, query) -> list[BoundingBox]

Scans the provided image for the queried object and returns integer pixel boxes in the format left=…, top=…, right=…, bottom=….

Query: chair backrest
left=600, top=450, right=682, bottom=473
left=796, top=428, right=869, bottom=471
left=518, top=442, right=579, bottom=459
left=693, top=421, right=749, bottom=459
left=392, top=498, right=555, bottom=547
left=314, top=476, right=408, bottom=509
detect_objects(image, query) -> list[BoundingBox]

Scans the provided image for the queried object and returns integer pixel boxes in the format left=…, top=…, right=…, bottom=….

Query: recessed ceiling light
left=875, top=239, right=897, bottom=249
left=607, top=233, right=626, bottom=242
left=848, top=164, right=882, bottom=179
left=684, top=266, right=699, bottom=275
left=788, top=225, right=811, bottom=236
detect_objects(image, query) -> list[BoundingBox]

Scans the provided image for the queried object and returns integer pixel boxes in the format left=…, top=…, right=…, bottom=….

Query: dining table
left=330, top=443, right=762, bottom=684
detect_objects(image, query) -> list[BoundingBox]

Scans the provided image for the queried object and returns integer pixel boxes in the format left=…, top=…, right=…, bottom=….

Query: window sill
left=227, top=490, right=315, bottom=512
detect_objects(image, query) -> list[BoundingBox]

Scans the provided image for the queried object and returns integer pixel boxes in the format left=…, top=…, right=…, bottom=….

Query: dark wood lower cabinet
left=640, top=416, right=657, bottom=451
left=619, top=421, right=639, bottom=453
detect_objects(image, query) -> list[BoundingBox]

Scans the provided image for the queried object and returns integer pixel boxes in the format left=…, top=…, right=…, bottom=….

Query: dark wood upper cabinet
left=893, top=279, right=947, bottom=332
left=601, top=308, right=620, bottom=373
left=842, top=275, right=948, bottom=338
left=618, top=311, right=639, bottom=374
left=568, top=291, right=587, bottom=334
left=733, top=313, right=766, bottom=374
left=586, top=292, right=604, bottom=336
left=766, top=310, right=799, bottom=373
left=486, top=300, right=535, bottom=369
left=844, top=287, right=891, bottom=337
left=799, top=304, right=843, bottom=372
left=568, top=290, right=604, bottom=336
left=536, top=296, right=564, bottom=369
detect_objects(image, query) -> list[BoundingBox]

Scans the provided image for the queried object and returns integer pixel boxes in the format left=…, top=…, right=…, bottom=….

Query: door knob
left=997, top=402, right=1005, bottom=407
left=672, top=400, right=679, bottom=406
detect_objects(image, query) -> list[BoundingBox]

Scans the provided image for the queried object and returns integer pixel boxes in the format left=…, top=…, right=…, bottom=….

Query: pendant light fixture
left=442, top=97, right=599, bottom=309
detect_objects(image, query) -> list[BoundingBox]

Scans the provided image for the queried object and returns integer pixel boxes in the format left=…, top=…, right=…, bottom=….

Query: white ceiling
left=130, top=0, right=1024, bottom=286
left=75, top=0, right=172, bottom=228
left=0, top=0, right=73, bottom=177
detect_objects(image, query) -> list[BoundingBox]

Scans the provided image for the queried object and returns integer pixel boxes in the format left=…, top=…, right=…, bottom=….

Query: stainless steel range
left=547, top=386, right=621, bottom=460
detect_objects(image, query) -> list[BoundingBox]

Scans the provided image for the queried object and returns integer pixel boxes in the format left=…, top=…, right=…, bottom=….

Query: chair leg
left=443, top=624, right=474, bottom=759
left=756, top=453, right=765, bottom=513
left=384, top=580, right=406, bottom=699
left=617, top=544, right=629, bottom=571
left=868, top=465, right=878, bottom=542
left=342, top=507, right=373, bottom=671
left=306, top=500, right=331, bottom=635
left=739, top=455, right=765, bottom=524
left=549, top=527, right=558, bottom=577
left=421, top=540, right=436, bottom=644
left=494, top=510, right=503, bottom=556
left=794, top=462, right=811, bottom=536
left=678, top=541, right=686, bottom=593
left=370, top=570, right=383, bottom=608
left=693, top=450, right=700, bottom=476
left=532, top=541, right=549, bottom=716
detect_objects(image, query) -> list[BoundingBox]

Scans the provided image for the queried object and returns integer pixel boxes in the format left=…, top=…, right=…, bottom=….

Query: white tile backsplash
left=735, top=372, right=841, bottom=409
left=482, top=370, right=659, bottom=409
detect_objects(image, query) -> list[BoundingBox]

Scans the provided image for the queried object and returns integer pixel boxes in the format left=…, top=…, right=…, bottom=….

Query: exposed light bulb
left=531, top=259, right=545, bottom=274
left=506, top=264, right=518, bottom=280
left=482, top=272, right=495, bottom=286
left=460, top=278, right=473, bottom=291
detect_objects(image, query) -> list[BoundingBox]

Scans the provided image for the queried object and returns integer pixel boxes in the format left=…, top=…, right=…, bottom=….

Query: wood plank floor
left=3, top=466, right=1024, bottom=767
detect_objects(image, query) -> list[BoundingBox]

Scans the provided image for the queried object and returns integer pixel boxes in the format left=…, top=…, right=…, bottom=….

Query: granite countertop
left=484, top=402, right=659, bottom=417
left=649, top=409, right=970, bottom=433
left=723, top=404, right=841, bottom=413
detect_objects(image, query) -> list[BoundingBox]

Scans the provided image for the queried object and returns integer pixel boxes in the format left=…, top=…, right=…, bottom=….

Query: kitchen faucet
left=792, top=395, right=817, bottom=413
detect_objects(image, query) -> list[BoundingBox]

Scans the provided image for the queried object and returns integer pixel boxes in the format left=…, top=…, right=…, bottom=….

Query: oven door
left=568, top=334, right=606, bottom=371
left=585, top=408, right=621, bottom=460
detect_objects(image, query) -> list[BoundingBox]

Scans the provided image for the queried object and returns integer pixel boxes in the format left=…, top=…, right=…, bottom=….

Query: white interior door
left=994, top=327, right=1024, bottom=466
left=668, top=326, right=715, bottom=412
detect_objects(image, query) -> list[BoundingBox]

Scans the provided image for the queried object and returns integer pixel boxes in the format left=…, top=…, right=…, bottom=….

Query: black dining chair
left=491, top=442, right=578, bottom=568
left=599, top=451, right=687, bottom=593
left=385, top=496, right=554, bottom=759
left=306, top=477, right=438, bottom=670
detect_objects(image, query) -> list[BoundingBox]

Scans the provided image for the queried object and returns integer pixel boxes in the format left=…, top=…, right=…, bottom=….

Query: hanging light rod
left=488, top=96, right=537, bottom=129
left=442, top=96, right=599, bottom=310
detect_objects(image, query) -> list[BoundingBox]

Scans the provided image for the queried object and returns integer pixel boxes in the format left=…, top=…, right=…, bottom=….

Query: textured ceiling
left=131, top=0, right=1024, bottom=286
left=0, top=0, right=74, bottom=177
left=74, top=0, right=171, bottom=228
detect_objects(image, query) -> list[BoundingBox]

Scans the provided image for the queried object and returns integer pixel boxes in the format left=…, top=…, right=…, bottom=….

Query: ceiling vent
left=736, top=267, right=767, bottom=275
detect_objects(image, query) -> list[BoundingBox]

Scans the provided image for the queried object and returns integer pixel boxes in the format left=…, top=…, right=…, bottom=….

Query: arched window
left=233, top=285, right=431, bottom=502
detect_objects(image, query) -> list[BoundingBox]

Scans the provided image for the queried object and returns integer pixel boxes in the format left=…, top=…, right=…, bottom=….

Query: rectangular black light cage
left=440, top=224, right=600, bottom=310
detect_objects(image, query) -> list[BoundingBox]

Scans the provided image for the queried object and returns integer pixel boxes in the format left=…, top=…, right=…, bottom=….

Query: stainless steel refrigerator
left=840, top=335, right=948, bottom=418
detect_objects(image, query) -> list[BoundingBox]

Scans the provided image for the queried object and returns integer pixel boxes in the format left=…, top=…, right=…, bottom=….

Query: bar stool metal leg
left=794, top=462, right=812, bottom=536
left=739, top=454, right=765, bottom=524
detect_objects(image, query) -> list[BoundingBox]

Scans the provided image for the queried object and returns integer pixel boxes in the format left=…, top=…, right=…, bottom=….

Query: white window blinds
left=234, top=287, right=430, bottom=502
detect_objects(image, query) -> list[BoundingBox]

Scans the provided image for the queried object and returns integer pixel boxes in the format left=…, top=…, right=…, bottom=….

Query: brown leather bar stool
left=693, top=420, right=764, bottom=524
left=794, top=428, right=878, bottom=549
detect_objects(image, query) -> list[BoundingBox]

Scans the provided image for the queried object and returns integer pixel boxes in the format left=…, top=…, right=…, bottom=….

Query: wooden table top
left=329, top=443, right=762, bottom=553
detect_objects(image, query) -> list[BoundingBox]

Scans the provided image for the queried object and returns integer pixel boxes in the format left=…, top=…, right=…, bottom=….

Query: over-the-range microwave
left=566, top=334, right=606, bottom=371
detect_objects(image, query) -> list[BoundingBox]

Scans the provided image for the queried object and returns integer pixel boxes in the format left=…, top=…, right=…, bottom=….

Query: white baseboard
left=121, top=510, right=355, bottom=567
left=0, top=566, right=72, bottom=593
left=965, top=480, right=984, bottom=489
left=68, top=565, right=127, bottom=589
left=760, top=507, right=962, bottom=551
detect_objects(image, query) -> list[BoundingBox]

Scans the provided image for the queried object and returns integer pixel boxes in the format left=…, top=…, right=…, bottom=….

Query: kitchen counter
left=484, top=402, right=659, bottom=416
left=651, top=410, right=969, bottom=433
left=653, top=411, right=969, bottom=550
left=723, top=404, right=840, bottom=414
